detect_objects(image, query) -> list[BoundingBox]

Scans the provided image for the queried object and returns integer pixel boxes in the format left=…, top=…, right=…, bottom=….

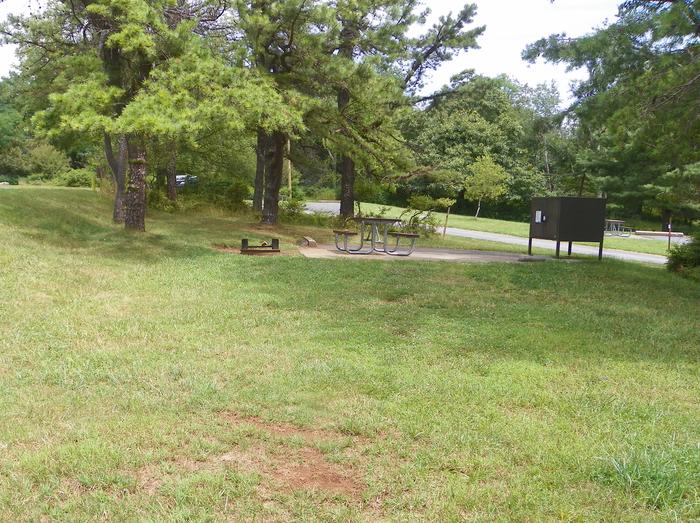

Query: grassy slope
left=357, top=202, right=674, bottom=256
left=1, top=187, right=699, bottom=521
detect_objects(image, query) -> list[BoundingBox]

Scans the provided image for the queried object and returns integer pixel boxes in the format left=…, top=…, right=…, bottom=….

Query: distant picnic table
left=333, top=216, right=418, bottom=256
left=605, top=219, right=633, bottom=237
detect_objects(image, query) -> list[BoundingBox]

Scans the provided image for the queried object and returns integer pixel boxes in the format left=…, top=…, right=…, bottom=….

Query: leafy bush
left=224, top=181, right=250, bottom=211
left=280, top=183, right=307, bottom=202
left=147, top=189, right=178, bottom=212
left=407, top=194, right=436, bottom=211
left=25, top=141, right=71, bottom=181
left=0, top=174, right=18, bottom=185
left=399, top=209, right=439, bottom=236
left=667, top=234, right=700, bottom=281
left=393, top=196, right=440, bottom=236
left=278, top=198, right=307, bottom=222
left=355, top=202, right=389, bottom=218
left=0, top=147, right=30, bottom=178
left=52, top=168, right=94, bottom=187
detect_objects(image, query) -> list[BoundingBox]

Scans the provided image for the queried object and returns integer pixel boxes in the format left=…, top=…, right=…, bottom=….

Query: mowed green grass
left=1, top=187, right=699, bottom=521
left=357, top=202, right=674, bottom=256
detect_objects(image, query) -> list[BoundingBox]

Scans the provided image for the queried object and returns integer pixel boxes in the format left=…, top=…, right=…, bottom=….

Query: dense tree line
left=0, top=0, right=697, bottom=230
left=0, top=0, right=483, bottom=230
left=525, top=0, right=700, bottom=229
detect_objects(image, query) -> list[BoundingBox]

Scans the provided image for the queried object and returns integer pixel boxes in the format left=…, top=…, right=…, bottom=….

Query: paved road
left=305, top=201, right=668, bottom=265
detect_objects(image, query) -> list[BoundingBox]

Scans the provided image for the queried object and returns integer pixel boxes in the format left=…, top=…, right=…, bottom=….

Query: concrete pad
left=304, top=201, right=669, bottom=265
left=299, top=245, right=553, bottom=264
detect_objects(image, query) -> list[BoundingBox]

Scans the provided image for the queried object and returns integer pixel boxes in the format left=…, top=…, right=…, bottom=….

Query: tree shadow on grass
left=0, top=188, right=328, bottom=264
left=3, top=189, right=698, bottom=366
left=0, top=190, right=217, bottom=263
left=240, top=255, right=700, bottom=367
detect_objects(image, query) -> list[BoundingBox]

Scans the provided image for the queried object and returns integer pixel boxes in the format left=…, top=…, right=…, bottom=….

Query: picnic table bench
left=334, top=216, right=418, bottom=256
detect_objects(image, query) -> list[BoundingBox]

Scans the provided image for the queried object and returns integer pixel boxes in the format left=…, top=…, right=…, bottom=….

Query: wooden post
left=568, top=241, right=573, bottom=256
left=555, top=240, right=560, bottom=258
left=528, top=237, right=533, bottom=256
left=442, top=206, right=451, bottom=238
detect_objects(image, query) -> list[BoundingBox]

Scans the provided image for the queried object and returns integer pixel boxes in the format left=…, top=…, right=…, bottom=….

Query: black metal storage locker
left=528, top=197, right=606, bottom=259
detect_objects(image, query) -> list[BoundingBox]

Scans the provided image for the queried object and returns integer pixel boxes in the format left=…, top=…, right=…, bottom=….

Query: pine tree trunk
left=124, top=138, right=147, bottom=231
left=166, top=146, right=177, bottom=202
left=339, top=153, right=355, bottom=218
left=577, top=173, right=586, bottom=196
left=337, top=98, right=355, bottom=218
left=104, top=133, right=128, bottom=224
left=253, top=129, right=267, bottom=213
left=284, top=137, right=292, bottom=198
left=338, top=23, right=357, bottom=218
left=114, top=184, right=125, bottom=223
left=337, top=85, right=355, bottom=216
left=261, top=132, right=285, bottom=225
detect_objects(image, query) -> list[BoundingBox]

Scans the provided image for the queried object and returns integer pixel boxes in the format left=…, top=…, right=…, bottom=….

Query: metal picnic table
left=605, top=219, right=632, bottom=237
left=333, top=216, right=419, bottom=256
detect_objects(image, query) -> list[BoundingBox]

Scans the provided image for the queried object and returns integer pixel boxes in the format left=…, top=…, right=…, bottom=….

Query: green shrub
left=26, top=141, right=71, bottom=181
left=399, top=210, right=439, bottom=236
left=278, top=197, right=307, bottom=222
left=52, top=168, right=94, bottom=188
left=147, top=189, right=178, bottom=212
left=224, top=181, right=250, bottom=211
left=407, top=194, right=436, bottom=211
left=0, top=174, right=18, bottom=185
left=667, top=234, right=700, bottom=281
left=0, top=147, right=30, bottom=178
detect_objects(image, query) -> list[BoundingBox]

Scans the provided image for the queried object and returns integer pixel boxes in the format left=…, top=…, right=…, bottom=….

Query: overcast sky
left=0, top=0, right=619, bottom=104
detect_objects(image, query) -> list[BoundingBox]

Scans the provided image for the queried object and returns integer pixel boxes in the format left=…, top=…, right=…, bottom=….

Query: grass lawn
left=356, top=202, right=675, bottom=256
left=1, top=187, right=699, bottom=521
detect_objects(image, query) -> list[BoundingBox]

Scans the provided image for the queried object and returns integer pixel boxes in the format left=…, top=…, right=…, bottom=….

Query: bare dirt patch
left=136, top=444, right=362, bottom=498
left=135, top=465, right=163, bottom=495
left=212, top=243, right=295, bottom=257
left=135, top=415, right=366, bottom=498
left=273, top=447, right=363, bottom=496
left=221, top=412, right=348, bottom=443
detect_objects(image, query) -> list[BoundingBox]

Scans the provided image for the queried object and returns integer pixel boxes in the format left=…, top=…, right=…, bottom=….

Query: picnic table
left=333, top=216, right=418, bottom=256
left=605, top=219, right=633, bottom=237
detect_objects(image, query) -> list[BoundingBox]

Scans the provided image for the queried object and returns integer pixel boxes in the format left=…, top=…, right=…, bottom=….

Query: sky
left=417, top=0, right=619, bottom=101
left=0, top=0, right=620, bottom=103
